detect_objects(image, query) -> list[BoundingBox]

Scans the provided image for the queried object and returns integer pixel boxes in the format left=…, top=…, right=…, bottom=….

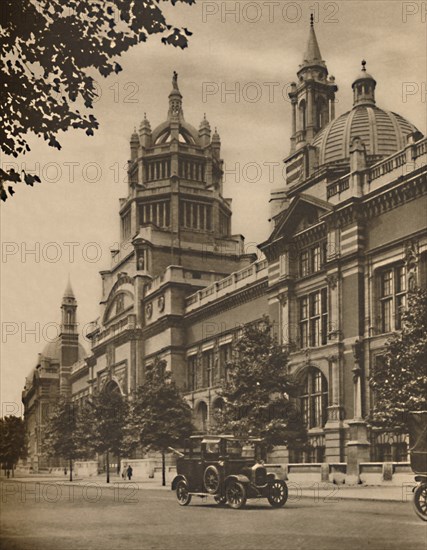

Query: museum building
left=22, top=22, right=427, bottom=477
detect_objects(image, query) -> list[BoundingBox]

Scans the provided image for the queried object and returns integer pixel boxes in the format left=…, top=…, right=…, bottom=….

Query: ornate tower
left=288, top=15, right=338, bottom=153
left=117, top=71, right=253, bottom=284
left=59, top=279, right=79, bottom=396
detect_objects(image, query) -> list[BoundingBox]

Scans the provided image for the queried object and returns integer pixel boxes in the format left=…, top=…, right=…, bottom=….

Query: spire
left=63, top=276, right=75, bottom=300
left=300, top=15, right=326, bottom=69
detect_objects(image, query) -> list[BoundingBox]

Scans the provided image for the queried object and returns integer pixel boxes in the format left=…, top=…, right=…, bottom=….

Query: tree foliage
left=43, top=396, right=86, bottom=480
left=215, top=318, right=305, bottom=449
left=369, top=287, right=427, bottom=430
left=84, top=388, right=129, bottom=459
left=0, top=416, right=27, bottom=472
left=1, top=0, right=194, bottom=201
left=125, top=359, right=193, bottom=484
left=126, top=359, right=193, bottom=452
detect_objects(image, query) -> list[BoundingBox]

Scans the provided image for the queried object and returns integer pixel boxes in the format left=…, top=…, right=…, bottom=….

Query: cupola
left=352, top=60, right=376, bottom=106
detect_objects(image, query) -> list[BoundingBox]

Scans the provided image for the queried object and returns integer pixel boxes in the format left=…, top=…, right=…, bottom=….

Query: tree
left=1, top=0, right=194, bottom=201
left=369, top=287, right=427, bottom=431
left=0, top=416, right=27, bottom=476
left=125, top=359, right=193, bottom=486
left=215, top=318, right=305, bottom=450
left=43, top=397, right=86, bottom=481
left=83, top=388, right=129, bottom=483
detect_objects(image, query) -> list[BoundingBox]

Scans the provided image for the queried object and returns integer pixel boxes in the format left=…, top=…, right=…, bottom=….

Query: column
left=346, top=339, right=371, bottom=485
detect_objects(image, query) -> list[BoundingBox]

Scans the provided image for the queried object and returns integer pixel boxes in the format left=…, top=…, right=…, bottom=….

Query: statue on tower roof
left=172, top=71, right=179, bottom=91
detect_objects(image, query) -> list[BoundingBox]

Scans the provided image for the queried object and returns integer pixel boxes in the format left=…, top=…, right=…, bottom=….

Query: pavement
left=2, top=474, right=417, bottom=502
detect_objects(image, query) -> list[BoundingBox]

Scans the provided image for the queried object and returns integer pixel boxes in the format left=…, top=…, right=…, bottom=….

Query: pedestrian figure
left=6, top=470, right=10, bottom=479
left=64, top=467, right=67, bottom=476
left=122, top=465, right=126, bottom=480
left=127, top=465, right=133, bottom=481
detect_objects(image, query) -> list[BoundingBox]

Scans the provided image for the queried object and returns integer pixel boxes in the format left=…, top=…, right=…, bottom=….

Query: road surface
left=1, top=480, right=425, bottom=550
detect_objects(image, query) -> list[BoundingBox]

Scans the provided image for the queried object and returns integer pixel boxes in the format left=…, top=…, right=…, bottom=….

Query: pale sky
left=1, top=0, right=426, bottom=413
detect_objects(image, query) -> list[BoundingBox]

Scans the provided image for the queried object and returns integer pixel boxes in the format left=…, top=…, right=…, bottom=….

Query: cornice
left=184, top=279, right=268, bottom=323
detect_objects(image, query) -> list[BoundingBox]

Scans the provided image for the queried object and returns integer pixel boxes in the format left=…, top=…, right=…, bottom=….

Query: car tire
left=176, top=480, right=192, bottom=506
left=204, top=465, right=220, bottom=494
left=413, top=482, right=427, bottom=521
left=225, top=481, right=247, bottom=509
left=267, top=480, right=288, bottom=507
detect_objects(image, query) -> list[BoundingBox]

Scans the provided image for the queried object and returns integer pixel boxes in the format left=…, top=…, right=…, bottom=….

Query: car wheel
left=176, top=480, right=192, bottom=506
left=225, top=481, right=247, bottom=509
left=413, top=483, right=427, bottom=521
left=267, top=480, right=288, bottom=507
left=204, top=465, right=220, bottom=494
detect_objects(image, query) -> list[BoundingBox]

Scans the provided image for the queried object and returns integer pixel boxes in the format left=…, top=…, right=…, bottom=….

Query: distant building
left=23, top=22, right=427, bottom=477
left=22, top=281, right=87, bottom=471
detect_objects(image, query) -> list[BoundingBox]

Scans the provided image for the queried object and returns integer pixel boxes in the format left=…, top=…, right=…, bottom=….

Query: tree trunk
left=106, top=450, right=110, bottom=483
left=69, top=458, right=73, bottom=482
left=162, top=451, right=166, bottom=487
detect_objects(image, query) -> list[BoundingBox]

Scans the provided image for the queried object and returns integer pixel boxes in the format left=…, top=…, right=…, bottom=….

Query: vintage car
left=171, top=435, right=288, bottom=509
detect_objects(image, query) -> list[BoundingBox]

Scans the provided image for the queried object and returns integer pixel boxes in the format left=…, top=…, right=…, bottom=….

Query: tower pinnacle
left=301, top=16, right=325, bottom=68
left=63, top=276, right=75, bottom=300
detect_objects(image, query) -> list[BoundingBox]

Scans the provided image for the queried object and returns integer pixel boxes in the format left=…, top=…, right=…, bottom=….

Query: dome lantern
left=352, top=60, right=377, bottom=106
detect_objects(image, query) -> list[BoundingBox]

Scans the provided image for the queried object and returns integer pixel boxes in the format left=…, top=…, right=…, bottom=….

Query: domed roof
left=313, top=104, right=419, bottom=166
left=41, top=337, right=87, bottom=362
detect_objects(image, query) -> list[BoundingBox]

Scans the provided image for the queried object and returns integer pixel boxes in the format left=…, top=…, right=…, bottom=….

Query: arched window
left=316, top=97, right=329, bottom=130
left=299, top=368, right=328, bottom=429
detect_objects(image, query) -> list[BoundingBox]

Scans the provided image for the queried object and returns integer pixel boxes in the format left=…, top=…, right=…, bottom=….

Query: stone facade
left=23, top=23, right=427, bottom=478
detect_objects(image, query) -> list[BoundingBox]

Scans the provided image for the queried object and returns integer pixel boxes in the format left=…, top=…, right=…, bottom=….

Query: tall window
left=121, top=212, right=131, bottom=239
left=300, top=369, right=328, bottom=429
left=380, top=265, right=406, bottom=333
left=202, top=349, right=214, bottom=388
left=300, top=250, right=309, bottom=277
left=299, top=242, right=326, bottom=277
left=299, top=288, right=328, bottom=348
left=187, top=354, right=197, bottom=391
left=219, top=343, right=232, bottom=380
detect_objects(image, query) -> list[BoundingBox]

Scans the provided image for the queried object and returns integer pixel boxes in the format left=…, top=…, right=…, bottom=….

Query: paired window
left=299, top=288, right=328, bottom=348
left=300, top=369, right=328, bottom=429
left=299, top=242, right=327, bottom=277
left=379, top=265, right=406, bottom=333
